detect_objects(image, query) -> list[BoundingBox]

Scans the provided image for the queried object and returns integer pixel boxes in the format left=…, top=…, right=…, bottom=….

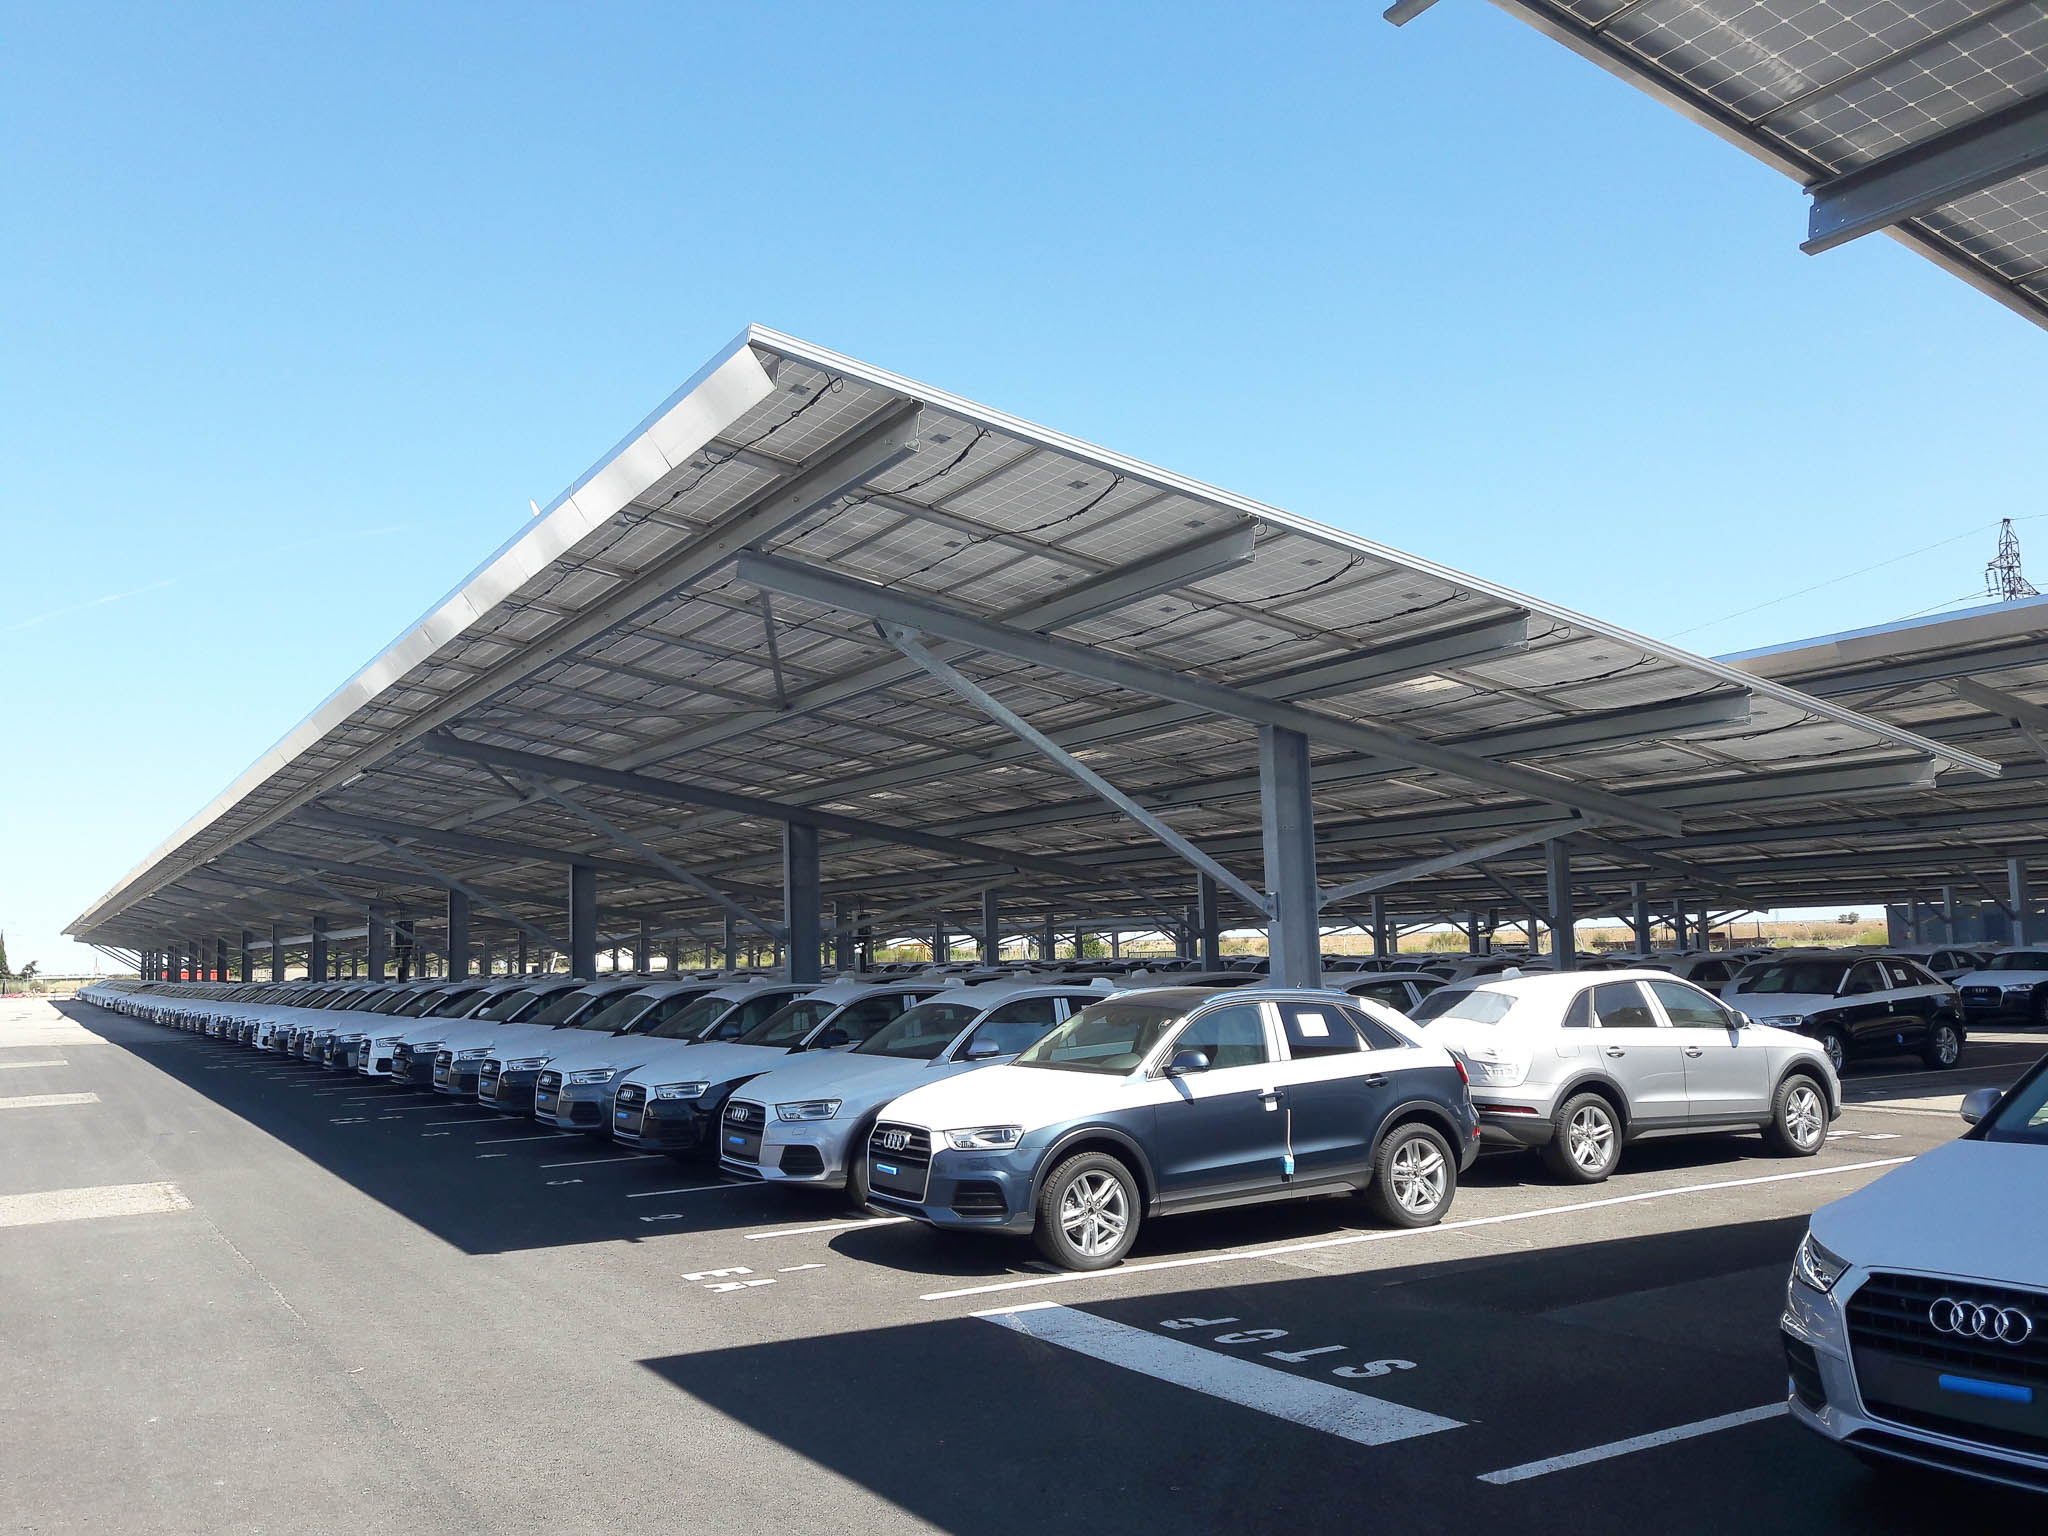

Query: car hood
left=1954, top=969, right=2048, bottom=987
left=880, top=1062, right=1126, bottom=1133
left=621, top=1041, right=804, bottom=1085
left=1812, top=1140, right=2048, bottom=1289
left=740, top=1051, right=952, bottom=1112
left=1724, top=991, right=1837, bottom=1016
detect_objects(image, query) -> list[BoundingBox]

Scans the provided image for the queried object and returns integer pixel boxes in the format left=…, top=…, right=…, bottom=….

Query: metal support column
left=2011, top=858, right=2032, bottom=946
left=1040, top=913, right=1056, bottom=963
left=1545, top=841, right=1576, bottom=971
left=1196, top=874, right=1222, bottom=970
left=569, top=865, right=597, bottom=981
left=722, top=913, right=738, bottom=972
left=309, top=917, right=329, bottom=983
left=446, top=889, right=471, bottom=981
left=784, top=823, right=822, bottom=985
left=1370, top=896, right=1388, bottom=960
left=366, top=903, right=387, bottom=981
left=1940, top=885, right=1956, bottom=945
left=834, top=902, right=855, bottom=973
left=934, top=920, right=948, bottom=964
left=238, top=930, right=253, bottom=983
left=980, top=889, right=1001, bottom=966
left=212, top=935, right=226, bottom=983
left=271, top=923, right=287, bottom=983
left=1258, top=724, right=1321, bottom=988
left=515, top=932, right=528, bottom=975
left=634, top=917, right=651, bottom=975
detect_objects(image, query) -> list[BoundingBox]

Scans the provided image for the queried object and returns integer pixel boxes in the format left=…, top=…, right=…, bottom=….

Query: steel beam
left=784, top=823, right=822, bottom=984
left=742, top=553, right=1681, bottom=835
left=1196, top=874, right=1222, bottom=970
left=446, top=888, right=471, bottom=980
left=423, top=735, right=1105, bottom=886
left=367, top=903, right=388, bottom=981
left=1545, top=841, right=1576, bottom=970
left=371, top=840, right=563, bottom=954
left=980, top=888, right=1001, bottom=966
left=239, top=929, right=253, bottom=983
left=611, top=520, right=1263, bottom=771
left=2013, top=857, right=2034, bottom=946
left=883, top=626, right=1272, bottom=912
left=309, top=917, right=329, bottom=983
left=1950, top=677, right=2048, bottom=765
left=1805, top=94, right=2048, bottom=255
left=270, top=923, right=287, bottom=983
left=1318, top=818, right=1600, bottom=907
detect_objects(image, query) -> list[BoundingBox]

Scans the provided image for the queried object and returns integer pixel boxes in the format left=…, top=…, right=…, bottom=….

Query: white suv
left=1783, top=1057, right=2048, bottom=1491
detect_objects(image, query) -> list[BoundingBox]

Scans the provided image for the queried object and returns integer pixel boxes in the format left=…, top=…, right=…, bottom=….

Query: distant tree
left=1836, top=912, right=1860, bottom=926
left=17, top=961, right=37, bottom=981
left=1425, top=931, right=1463, bottom=953
left=0, top=931, right=11, bottom=980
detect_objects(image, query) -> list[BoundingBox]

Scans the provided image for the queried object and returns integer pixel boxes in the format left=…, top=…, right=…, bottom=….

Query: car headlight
left=455, top=1047, right=492, bottom=1060
left=2005, top=985, right=2035, bottom=999
left=945, top=1125, right=1024, bottom=1151
left=1759, top=1013, right=1805, bottom=1028
left=335, top=1032, right=365, bottom=1043
left=375, top=1035, right=402, bottom=1045
left=776, top=1099, right=841, bottom=1122
left=1792, top=1230, right=1849, bottom=1293
left=652, top=1081, right=711, bottom=1101
left=566, top=1068, right=617, bottom=1086
left=503, top=1057, right=549, bottom=1071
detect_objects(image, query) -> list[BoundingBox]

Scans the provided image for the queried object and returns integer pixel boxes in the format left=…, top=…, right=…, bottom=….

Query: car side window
left=1592, top=982, right=1659, bottom=1028
left=1351, top=981, right=1413, bottom=1012
left=1562, top=990, right=1594, bottom=1028
left=1339, top=1005, right=1408, bottom=1051
left=1842, top=962, right=1885, bottom=996
left=730, top=995, right=791, bottom=1032
left=1896, top=960, right=1941, bottom=989
left=1279, top=1002, right=1363, bottom=1059
left=1170, top=1004, right=1272, bottom=1070
left=1693, top=961, right=1730, bottom=988
left=1648, top=979, right=1732, bottom=1030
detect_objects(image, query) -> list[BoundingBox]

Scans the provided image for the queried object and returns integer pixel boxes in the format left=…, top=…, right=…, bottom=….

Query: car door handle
left=1683, top=1046, right=1704, bottom=1057
left=1604, top=1046, right=1626, bottom=1057
left=1363, top=1074, right=1389, bottom=1087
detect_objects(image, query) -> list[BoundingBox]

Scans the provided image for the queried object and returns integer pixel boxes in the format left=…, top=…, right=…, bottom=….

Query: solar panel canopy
left=1451, top=0, right=2048, bottom=329
left=70, top=328, right=2000, bottom=960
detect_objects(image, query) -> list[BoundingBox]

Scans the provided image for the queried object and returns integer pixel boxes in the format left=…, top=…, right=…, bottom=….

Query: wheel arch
left=1365, top=1097, right=1466, bottom=1168
left=1552, top=1072, right=1634, bottom=1135
left=1034, top=1125, right=1158, bottom=1212
left=1774, top=1058, right=1838, bottom=1116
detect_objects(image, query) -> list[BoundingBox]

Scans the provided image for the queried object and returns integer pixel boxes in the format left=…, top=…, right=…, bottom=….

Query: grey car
left=1407, top=968, right=1841, bottom=1183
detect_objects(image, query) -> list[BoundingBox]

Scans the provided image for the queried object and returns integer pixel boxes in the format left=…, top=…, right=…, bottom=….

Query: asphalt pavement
left=4, top=996, right=2042, bottom=1534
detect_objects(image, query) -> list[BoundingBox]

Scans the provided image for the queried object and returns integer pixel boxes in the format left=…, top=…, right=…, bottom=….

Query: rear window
left=1986, top=952, right=2048, bottom=971
left=1409, top=987, right=1516, bottom=1025
left=1741, top=962, right=1849, bottom=996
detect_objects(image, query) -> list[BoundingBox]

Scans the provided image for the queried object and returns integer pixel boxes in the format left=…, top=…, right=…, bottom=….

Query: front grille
left=950, top=1180, right=1006, bottom=1216
left=1783, top=1334, right=1826, bottom=1411
left=723, top=1100, right=765, bottom=1165
left=537, top=1071, right=563, bottom=1093
left=1847, top=1272, right=2048, bottom=1385
left=479, top=1061, right=502, bottom=1088
left=1960, top=986, right=2006, bottom=1009
left=614, top=1082, right=647, bottom=1136
left=777, top=1145, right=825, bottom=1178
left=868, top=1122, right=933, bottom=1202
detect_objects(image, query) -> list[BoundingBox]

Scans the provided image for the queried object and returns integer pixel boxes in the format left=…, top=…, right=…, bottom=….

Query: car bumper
left=611, top=1096, right=715, bottom=1152
left=865, top=1144, right=1037, bottom=1234
left=1472, top=1099, right=1555, bottom=1150
left=1782, top=1271, right=2048, bottom=1493
left=475, top=1068, right=542, bottom=1113
left=723, top=1121, right=846, bottom=1186
left=533, top=1079, right=614, bottom=1130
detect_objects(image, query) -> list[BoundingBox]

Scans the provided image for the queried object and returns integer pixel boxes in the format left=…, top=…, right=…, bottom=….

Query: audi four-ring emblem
left=880, top=1129, right=909, bottom=1151
left=1929, top=1298, right=2035, bottom=1344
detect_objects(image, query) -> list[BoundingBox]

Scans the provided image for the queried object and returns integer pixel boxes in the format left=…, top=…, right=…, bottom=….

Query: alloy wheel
left=1058, top=1170, right=1129, bottom=1258
left=1933, top=1026, right=1960, bottom=1065
left=1389, top=1137, right=1447, bottom=1215
left=1568, top=1105, right=1614, bottom=1172
left=1785, top=1084, right=1825, bottom=1150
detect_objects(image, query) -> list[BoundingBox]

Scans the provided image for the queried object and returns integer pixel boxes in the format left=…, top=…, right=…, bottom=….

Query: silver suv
left=1408, top=969, right=1839, bottom=1183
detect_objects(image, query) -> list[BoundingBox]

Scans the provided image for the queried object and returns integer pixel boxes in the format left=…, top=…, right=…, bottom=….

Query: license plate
left=876, top=1162, right=898, bottom=1176
left=728, top=1134, right=745, bottom=1146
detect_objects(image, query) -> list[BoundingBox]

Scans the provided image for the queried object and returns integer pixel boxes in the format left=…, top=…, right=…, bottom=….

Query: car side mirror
left=1960, top=1087, right=2001, bottom=1126
left=1167, top=1049, right=1211, bottom=1076
left=818, top=1028, right=851, bottom=1048
left=1732, top=1011, right=1752, bottom=1029
left=713, top=1022, right=743, bottom=1040
left=961, top=1037, right=1003, bottom=1061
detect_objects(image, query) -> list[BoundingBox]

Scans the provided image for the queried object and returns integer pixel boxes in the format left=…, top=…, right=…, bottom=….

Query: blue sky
left=2, top=3, right=2038, bottom=972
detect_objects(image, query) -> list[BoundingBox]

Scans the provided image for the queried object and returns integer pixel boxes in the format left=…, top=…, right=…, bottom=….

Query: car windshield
left=524, top=989, right=604, bottom=1027
left=474, top=988, right=546, bottom=1021
left=1980, top=1065, right=2048, bottom=1145
left=740, top=999, right=840, bottom=1049
left=1741, top=962, right=1851, bottom=995
left=646, top=994, right=742, bottom=1041
left=1013, top=1001, right=1185, bottom=1075
left=365, top=990, right=418, bottom=1014
left=424, top=987, right=486, bottom=1018
left=573, top=991, right=667, bottom=1033
left=1408, top=987, right=1516, bottom=1025
left=856, top=1002, right=982, bottom=1061
left=1984, top=952, right=2048, bottom=971
left=395, top=990, right=453, bottom=1018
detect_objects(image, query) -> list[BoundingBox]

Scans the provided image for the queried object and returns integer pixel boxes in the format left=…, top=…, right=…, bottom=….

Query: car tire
left=1762, top=1074, right=1828, bottom=1157
left=844, top=1113, right=880, bottom=1210
left=1815, top=1027, right=1847, bottom=1076
left=1032, top=1151, right=1141, bottom=1271
left=1365, top=1122, right=1457, bottom=1228
left=1542, top=1092, right=1621, bottom=1184
left=2032, top=988, right=2048, bottom=1029
left=1921, top=1019, right=1962, bottom=1070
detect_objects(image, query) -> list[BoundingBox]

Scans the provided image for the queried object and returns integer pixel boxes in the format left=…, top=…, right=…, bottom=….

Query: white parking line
left=747, top=1216, right=912, bottom=1239
left=475, top=1134, right=574, bottom=1145
left=0, top=1093, right=99, bottom=1110
left=1477, top=1403, right=1786, bottom=1483
left=0, top=1059, right=68, bottom=1070
left=0, top=1182, right=191, bottom=1228
left=921, top=1157, right=1912, bottom=1302
left=979, top=1304, right=1463, bottom=1446
left=626, top=1183, right=747, bottom=1199
left=538, top=1155, right=659, bottom=1169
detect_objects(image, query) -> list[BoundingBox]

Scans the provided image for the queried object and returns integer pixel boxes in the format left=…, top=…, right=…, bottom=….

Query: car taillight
left=1453, top=1057, right=1469, bottom=1086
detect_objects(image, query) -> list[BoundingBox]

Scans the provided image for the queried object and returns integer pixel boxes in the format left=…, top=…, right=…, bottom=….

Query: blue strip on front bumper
left=1939, top=1374, right=2033, bottom=1404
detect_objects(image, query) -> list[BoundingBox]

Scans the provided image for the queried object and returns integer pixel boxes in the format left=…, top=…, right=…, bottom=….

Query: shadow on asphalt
left=643, top=1218, right=2042, bottom=1536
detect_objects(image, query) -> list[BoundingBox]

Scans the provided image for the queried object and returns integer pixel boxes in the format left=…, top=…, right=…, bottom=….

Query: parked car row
left=80, top=969, right=1484, bottom=1270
